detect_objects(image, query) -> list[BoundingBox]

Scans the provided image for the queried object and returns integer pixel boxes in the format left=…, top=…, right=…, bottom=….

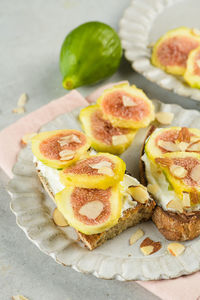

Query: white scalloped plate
left=8, top=101, right=200, bottom=281
left=119, top=0, right=200, bottom=101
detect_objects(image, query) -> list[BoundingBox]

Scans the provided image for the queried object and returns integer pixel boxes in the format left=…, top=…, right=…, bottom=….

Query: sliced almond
left=112, top=134, right=128, bottom=146
left=155, top=112, right=174, bottom=125
left=167, top=243, right=185, bottom=257
left=166, top=200, right=183, bottom=213
left=147, top=183, right=159, bottom=195
left=17, top=93, right=28, bottom=107
left=58, top=134, right=81, bottom=145
left=53, top=208, right=68, bottom=227
left=157, top=140, right=179, bottom=152
left=129, top=228, right=144, bottom=245
left=155, top=157, right=172, bottom=167
left=79, top=200, right=104, bottom=219
left=190, top=135, right=200, bottom=143
left=128, top=185, right=149, bottom=203
left=122, top=95, right=137, bottom=107
left=187, top=140, right=200, bottom=152
left=196, top=59, right=200, bottom=68
left=97, top=166, right=114, bottom=177
left=140, top=237, right=161, bottom=255
left=190, top=190, right=199, bottom=204
left=12, top=296, right=29, bottom=300
left=182, top=192, right=191, bottom=207
left=59, top=149, right=74, bottom=158
left=60, top=154, right=74, bottom=161
left=12, top=107, right=25, bottom=114
left=89, top=161, right=112, bottom=170
left=21, top=132, right=36, bottom=145
left=192, top=27, right=200, bottom=36
left=190, top=164, right=200, bottom=182
left=169, top=164, right=187, bottom=178
left=177, top=127, right=190, bottom=143
left=178, top=142, right=189, bottom=151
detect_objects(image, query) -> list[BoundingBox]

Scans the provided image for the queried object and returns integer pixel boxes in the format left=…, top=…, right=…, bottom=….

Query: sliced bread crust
left=140, top=125, right=200, bottom=241
left=36, top=165, right=155, bottom=250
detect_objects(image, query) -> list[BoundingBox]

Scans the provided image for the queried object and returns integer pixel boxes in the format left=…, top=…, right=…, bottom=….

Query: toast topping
left=97, top=167, right=114, bottom=177
left=166, top=199, right=183, bottom=213
left=140, top=238, right=161, bottom=255
left=169, top=164, right=187, bottom=178
left=89, top=160, right=114, bottom=176
left=155, top=157, right=172, bottom=166
left=182, top=192, right=191, bottom=207
left=155, top=111, right=174, bottom=125
left=59, top=149, right=75, bottom=161
left=53, top=208, right=68, bottom=227
left=187, top=140, right=200, bottom=151
left=112, top=134, right=128, bottom=145
left=147, top=183, right=159, bottom=194
left=167, top=242, right=185, bottom=256
left=129, top=229, right=144, bottom=245
left=128, top=185, right=149, bottom=203
left=122, top=95, right=137, bottom=107
left=190, top=164, right=200, bottom=183
left=58, top=134, right=81, bottom=146
left=157, top=140, right=179, bottom=152
left=177, top=127, right=190, bottom=143
left=190, top=190, right=199, bottom=204
left=79, top=200, right=104, bottom=220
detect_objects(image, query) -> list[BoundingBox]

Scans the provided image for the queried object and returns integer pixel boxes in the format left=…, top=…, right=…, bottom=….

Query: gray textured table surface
left=1, top=0, right=199, bottom=299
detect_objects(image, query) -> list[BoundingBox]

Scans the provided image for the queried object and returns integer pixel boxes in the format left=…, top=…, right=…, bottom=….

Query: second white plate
left=119, top=0, right=200, bottom=101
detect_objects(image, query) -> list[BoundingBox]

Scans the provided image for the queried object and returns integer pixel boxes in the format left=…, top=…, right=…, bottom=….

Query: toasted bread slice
left=36, top=164, right=155, bottom=250
left=140, top=126, right=200, bottom=241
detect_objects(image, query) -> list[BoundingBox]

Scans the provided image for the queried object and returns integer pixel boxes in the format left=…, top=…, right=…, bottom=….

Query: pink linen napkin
left=1, top=81, right=200, bottom=300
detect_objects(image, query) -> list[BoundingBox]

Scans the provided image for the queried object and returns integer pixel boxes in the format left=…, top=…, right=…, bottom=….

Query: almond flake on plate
left=155, top=112, right=174, bottom=125
left=170, top=164, right=187, bottom=178
left=12, top=107, right=25, bottom=114
left=21, top=132, right=36, bottom=145
left=122, top=95, right=137, bottom=107
left=140, top=237, right=161, bottom=256
left=12, top=296, right=29, bottom=300
left=167, top=243, right=185, bottom=256
left=79, top=200, right=104, bottom=219
left=190, top=164, right=200, bottom=182
left=17, top=93, right=28, bottom=107
left=129, top=228, right=144, bottom=245
left=112, top=135, right=128, bottom=145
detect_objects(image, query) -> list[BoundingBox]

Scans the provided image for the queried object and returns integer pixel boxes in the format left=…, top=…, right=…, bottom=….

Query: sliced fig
left=31, top=129, right=91, bottom=169
left=184, top=46, right=200, bottom=88
left=55, top=185, right=122, bottom=235
left=79, top=104, right=137, bottom=154
left=145, top=127, right=200, bottom=162
left=97, top=83, right=155, bottom=129
left=155, top=152, right=200, bottom=204
left=151, top=27, right=200, bottom=75
left=59, top=152, right=126, bottom=189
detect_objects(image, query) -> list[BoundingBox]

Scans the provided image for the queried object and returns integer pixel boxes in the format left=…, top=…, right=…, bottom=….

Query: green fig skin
left=59, top=21, right=122, bottom=90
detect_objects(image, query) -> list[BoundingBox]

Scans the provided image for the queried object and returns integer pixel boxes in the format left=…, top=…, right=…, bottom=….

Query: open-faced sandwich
left=31, top=129, right=155, bottom=250
left=141, top=126, right=200, bottom=241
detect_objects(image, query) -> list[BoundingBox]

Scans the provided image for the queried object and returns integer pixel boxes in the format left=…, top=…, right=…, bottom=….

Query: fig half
left=184, top=46, right=200, bottom=88
left=97, top=83, right=155, bottom=129
left=59, top=152, right=126, bottom=189
left=79, top=104, right=137, bottom=154
left=55, top=185, right=122, bottom=235
left=151, top=27, right=200, bottom=75
left=31, top=129, right=91, bottom=169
